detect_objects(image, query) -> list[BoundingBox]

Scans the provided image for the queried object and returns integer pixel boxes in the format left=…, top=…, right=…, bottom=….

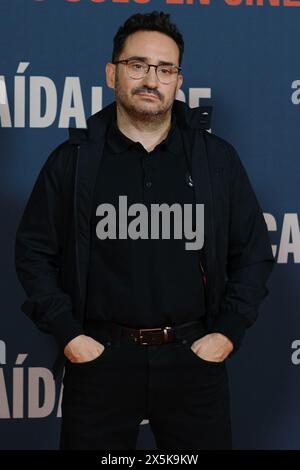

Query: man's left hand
left=191, top=333, right=234, bottom=363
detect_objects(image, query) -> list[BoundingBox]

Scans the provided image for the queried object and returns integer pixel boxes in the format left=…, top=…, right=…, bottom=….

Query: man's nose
left=142, top=65, right=159, bottom=87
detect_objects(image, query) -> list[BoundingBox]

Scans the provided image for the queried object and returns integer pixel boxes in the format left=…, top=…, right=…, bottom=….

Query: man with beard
left=15, top=11, right=274, bottom=449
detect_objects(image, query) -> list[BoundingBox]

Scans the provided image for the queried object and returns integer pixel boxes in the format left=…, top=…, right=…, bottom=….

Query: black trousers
left=60, top=326, right=232, bottom=450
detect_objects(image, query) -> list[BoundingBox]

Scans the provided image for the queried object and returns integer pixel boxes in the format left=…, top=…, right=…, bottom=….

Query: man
left=15, top=11, right=274, bottom=450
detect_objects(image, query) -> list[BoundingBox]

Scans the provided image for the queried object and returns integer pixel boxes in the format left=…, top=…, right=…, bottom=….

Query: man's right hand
left=64, top=334, right=105, bottom=363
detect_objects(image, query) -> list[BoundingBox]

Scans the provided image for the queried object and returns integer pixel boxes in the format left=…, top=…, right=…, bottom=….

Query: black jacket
left=15, top=100, right=275, bottom=366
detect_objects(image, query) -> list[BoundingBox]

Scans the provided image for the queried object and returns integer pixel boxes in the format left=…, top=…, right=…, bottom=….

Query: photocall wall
left=0, top=0, right=299, bottom=450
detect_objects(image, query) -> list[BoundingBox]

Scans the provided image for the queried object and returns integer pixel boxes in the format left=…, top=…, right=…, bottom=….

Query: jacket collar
left=68, top=100, right=212, bottom=144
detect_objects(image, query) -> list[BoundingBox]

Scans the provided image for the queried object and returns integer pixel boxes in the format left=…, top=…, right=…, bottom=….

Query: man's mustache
left=133, top=88, right=162, bottom=100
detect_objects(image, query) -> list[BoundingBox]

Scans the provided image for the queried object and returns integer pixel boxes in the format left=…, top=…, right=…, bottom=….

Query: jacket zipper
left=199, top=258, right=207, bottom=288
left=74, top=144, right=82, bottom=309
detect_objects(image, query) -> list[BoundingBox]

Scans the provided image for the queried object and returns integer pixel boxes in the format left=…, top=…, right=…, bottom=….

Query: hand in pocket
left=64, top=334, right=105, bottom=363
left=190, top=333, right=233, bottom=363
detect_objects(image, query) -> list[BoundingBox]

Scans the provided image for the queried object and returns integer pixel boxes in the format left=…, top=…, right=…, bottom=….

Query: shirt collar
left=106, top=113, right=183, bottom=156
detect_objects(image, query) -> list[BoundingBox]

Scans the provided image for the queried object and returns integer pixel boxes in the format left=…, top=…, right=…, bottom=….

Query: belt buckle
left=136, top=326, right=172, bottom=345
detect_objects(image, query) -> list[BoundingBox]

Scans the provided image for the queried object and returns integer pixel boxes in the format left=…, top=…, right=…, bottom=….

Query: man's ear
left=106, top=63, right=115, bottom=90
left=176, top=73, right=183, bottom=97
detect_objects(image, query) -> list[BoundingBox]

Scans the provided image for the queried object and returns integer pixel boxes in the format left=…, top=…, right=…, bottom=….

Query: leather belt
left=84, top=319, right=207, bottom=346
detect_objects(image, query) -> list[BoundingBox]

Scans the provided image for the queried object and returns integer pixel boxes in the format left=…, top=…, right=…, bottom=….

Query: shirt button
left=145, top=180, right=152, bottom=188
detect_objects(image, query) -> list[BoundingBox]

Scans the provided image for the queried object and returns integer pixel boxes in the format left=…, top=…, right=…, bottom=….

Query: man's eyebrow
left=125, top=56, right=176, bottom=66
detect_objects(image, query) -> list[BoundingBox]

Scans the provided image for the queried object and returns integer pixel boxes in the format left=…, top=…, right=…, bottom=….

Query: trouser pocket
left=181, top=332, right=226, bottom=367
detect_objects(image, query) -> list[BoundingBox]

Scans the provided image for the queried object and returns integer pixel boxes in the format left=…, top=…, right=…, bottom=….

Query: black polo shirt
left=84, top=116, right=205, bottom=328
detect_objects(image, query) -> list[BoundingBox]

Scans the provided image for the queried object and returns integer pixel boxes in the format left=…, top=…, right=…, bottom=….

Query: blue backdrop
left=1, top=0, right=299, bottom=450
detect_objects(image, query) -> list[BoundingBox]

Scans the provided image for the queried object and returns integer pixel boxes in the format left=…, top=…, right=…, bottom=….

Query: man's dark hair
left=112, top=11, right=184, bottom=66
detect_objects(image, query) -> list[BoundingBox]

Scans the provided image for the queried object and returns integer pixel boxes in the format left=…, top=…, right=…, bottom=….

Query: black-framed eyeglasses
left=113, top=58, right=182, bottom=84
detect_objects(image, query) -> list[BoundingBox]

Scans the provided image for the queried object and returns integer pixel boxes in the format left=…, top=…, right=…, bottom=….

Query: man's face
left=106, top=30, right=183, bottom=121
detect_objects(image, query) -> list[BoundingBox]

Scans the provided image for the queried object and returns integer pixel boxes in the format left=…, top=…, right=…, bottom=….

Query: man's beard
left=115, top=78, right=175, bottom=123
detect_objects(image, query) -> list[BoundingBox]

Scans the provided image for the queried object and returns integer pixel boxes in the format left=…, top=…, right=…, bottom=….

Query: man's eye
left=159, top=67, right=172, bottom=74
left=132, top=63, right=144, bottom=70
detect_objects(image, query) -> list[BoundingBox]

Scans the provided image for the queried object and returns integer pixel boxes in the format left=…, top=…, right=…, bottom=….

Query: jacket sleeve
left=15, top=143, right=84, bottom=349
left=212, top=144, right=275, bottom=351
